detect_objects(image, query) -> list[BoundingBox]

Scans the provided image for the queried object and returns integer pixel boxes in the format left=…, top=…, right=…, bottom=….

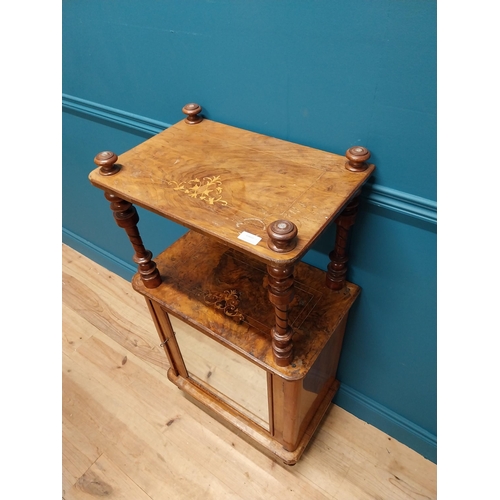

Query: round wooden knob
left=94, top=151, right=120, bottom=176
left=182, top=103, right=203, bottom=125
left=345, top=146, right=371, bottom=172
left=267, top=220, right=298, bottom=253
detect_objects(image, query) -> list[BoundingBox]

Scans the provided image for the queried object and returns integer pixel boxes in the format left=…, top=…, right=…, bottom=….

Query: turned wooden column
left=94, top=151, right=162, bottom=289
left=326, top=195, right=360, bottom=291
left=267, top=263, right=295, bottom=366
left=104, top=192, right=162, bottom=288
left=325, top=146, right=371, bottom=290
left=266, top=219, right=298, bottom=366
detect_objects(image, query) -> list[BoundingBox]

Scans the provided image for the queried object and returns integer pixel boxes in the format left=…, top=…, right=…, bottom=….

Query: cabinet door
left=170, top=314, right=271, bottom=431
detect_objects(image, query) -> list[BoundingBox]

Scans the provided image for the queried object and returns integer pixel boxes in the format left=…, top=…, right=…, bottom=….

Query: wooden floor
left=62, top=244, right=437, bottom=500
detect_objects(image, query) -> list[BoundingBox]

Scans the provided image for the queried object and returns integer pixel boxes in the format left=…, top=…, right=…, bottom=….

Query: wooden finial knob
left=182, top=103, right=203, bottom=125
left=267, top=220, right=298, bottom=253
left=345, top=146, right=371, bottom=172
left=94, top=151, right=120, bottom=176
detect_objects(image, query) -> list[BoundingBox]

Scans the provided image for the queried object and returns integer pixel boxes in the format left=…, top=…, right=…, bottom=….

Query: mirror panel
left=170, top=314, right=270, bottom=430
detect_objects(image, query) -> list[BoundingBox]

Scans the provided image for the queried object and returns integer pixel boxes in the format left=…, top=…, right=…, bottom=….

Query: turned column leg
left=267, top=263, right=295, bottom=366
left=104, top=192, right=162, bottom=288
left=326, top=194, right=360, bottom=291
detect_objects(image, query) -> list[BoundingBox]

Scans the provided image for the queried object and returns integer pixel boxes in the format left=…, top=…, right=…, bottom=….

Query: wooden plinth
left=169, top=369, right=341, bottom=466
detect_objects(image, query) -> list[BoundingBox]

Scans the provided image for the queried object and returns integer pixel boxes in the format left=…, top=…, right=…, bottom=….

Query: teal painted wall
left=63, top=0, right=437, bottom=461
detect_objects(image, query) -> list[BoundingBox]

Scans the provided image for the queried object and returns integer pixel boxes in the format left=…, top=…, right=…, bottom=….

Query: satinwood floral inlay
left=167, top=175, right=228, bottom=206
left=204, top=289, right=245, bottom=323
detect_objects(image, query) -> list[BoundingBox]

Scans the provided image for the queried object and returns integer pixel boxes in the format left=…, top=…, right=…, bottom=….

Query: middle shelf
left=132, top=230, right=360, bottom=381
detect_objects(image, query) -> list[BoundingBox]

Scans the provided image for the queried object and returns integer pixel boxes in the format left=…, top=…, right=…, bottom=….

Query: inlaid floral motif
left=167, top=175, right=228, bottom=206
left=204, top=289, right=245, bottom=323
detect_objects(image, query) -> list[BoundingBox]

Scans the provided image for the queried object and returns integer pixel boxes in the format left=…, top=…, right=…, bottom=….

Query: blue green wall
left=63, top=0, right=437, bottom=462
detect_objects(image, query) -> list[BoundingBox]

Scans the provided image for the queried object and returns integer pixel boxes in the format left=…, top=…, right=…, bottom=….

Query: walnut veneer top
left=89, top=117, right=375, bottom=264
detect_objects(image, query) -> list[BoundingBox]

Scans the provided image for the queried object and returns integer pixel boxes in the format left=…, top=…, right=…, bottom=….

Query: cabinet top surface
left=89, top=118, right=374, bottom=263
left=133, top=231, right=360, bottom=379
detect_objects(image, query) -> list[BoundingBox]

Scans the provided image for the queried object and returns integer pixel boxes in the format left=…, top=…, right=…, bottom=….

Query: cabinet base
left=167, top=368, right=340, bottom=466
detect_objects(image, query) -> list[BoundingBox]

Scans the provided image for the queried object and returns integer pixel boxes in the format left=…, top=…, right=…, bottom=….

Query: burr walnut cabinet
left=89, top=103, right=375, bottom=465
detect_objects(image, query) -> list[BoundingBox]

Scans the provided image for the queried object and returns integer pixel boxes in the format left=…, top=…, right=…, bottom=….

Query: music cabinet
left=89, top=103, right=375, bottom=465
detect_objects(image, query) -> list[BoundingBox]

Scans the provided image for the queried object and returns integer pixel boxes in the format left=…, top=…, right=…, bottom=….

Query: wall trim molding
left=62, top=93, right=172, bottom=135
left=62, top=227, right=136, bottom=279
left=335, top=383, right=437, bottom=463
left=363, top=184, right=437, bottom=224
left=62, top=93, right=437, bottom=224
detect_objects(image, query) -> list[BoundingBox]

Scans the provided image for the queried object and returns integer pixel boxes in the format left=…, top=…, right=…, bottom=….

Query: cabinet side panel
left=273, top=315, right=349, bottom=451
left=298, top=315, right=349, bottom=439
left=271, top=375, right=302, bottom=451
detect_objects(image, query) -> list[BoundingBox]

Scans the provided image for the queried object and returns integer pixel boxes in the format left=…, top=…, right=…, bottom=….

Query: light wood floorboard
left=62, top=243, right=436, bottom=500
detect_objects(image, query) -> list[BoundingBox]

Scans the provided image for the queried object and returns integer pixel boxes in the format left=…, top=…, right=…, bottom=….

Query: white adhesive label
left=237, top=231, right=262, bottom=245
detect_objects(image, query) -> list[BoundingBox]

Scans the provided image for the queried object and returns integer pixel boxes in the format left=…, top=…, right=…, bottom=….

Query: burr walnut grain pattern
left=132, top=231, right=360, bottom=380
left=89, top=118, right=374, bottom=265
